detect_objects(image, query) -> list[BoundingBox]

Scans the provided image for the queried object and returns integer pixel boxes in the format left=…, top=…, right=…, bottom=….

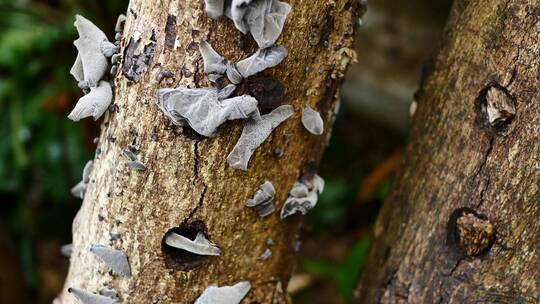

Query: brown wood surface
left=356, top=0, right=540, bottom=303
left=56, top=0, right=359, bottom=303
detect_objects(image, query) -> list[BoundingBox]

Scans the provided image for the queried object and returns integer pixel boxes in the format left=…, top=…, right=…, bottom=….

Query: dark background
left=0, top=0, right=451, bottom=303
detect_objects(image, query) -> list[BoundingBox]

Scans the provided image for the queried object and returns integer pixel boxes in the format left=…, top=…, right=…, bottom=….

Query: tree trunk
left=356, top=0, right=540, bottom=303
left=56, top=0, right=358, bottom=303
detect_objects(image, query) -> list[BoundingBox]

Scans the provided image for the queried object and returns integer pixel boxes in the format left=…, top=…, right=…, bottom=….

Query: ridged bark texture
left=57, top=0, right=359, bottom=303
left=356, top=0, right=540, bottom=303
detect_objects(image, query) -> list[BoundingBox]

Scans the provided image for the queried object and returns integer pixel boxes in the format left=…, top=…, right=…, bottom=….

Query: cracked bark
left=356, top=0, right=540, bottom=303
left=56, top=0, right=358, bottom=303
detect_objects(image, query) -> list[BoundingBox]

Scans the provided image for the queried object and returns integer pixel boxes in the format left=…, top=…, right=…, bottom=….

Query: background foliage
left=0, top=1, right=128, bottom=301
left=0, top=0, right=450, bottom=303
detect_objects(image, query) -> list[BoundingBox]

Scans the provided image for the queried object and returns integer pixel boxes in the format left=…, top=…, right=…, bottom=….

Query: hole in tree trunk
left=447, top=207, right=495, bottom=257
left=161, top=220, right=213, bottom=271
left=475, top=84, right=516, bottom=133
left=247, top=75, right=286, bottom=114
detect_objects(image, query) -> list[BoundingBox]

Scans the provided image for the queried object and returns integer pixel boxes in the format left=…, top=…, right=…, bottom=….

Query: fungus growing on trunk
left=161, top=221, right=219, bottom=271
left=126, top=160, right=146, bottom=171
left=68, top=81, right=113, bottom=121
left=110, top=15, right=126, bottom=76
left=99, top=287, right=119, bottom=300
left=204, top=0, right=291, bottom=48
left=245, top=180, right=276, bottom=217
left=71, top=15, right=116, bottom=89
left=200, top=41, right=288, bottom=84
left=114, top=14, right=127, bottom=33
left=301, top=106, right=324, bottom=135
left=194, top=281, right=251, bottom=304
left=164, top=231, right=221, bottom=256
left=234, top=0, right=292, bottom=48
left=156, top=86, right=260, bottom=137
left=90, top=245, right=132, bottom=277
left=280, top=174, right=325, bottom=219
left=259, top=248, right=272, bottom=261
left=204, top=0, right=226, bottom=18
left=227, top=105, right=294, bottom=170
left=235, top=45, right=288, bottom=78
left=199, top=41, right=227, bottom=75
left=61, top=244, right=73, bottom=258
left=68, top=287, right=120, bottom=304
left=71, top=160, right=94, bottom=199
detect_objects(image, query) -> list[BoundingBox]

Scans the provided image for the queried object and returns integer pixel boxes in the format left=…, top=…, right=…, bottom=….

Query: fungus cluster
left=200, top=42, right=288, bottom=84
left=245, top=181, right=276, bottom=217
left=157, top=42, right=292, bottom=170
left=280, top=174, right=325, bottom=219
left=157, top=0, right=299, bottom=173
left=69, top=14, right=129, bottom=197
left=68, top=287, right=120, bottom=304
left=156, top=86, right=259, bottom=137
left=68, top=15, right=123, bottom=121
left=204, top=0, right=291, bottom=48
left=71, top=160, right=94, bottom=199
left=110, top=15, right=126, bottom=76
left=64, top=242, right=131, bottom=303
left=123, top=145, right=146, bottom=171
left=62, top=0, right=334, bottom=301
left=64, top=14, right=132, bottom=304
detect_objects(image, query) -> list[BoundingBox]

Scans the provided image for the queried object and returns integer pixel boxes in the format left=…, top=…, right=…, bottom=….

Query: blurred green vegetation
left=301, top=237, right=369, bottom=303
left=0, top=1, right=403, bottom=303
left=293, top=103, right=403, bottom=303
left=0, top=0, right=127, bottom=300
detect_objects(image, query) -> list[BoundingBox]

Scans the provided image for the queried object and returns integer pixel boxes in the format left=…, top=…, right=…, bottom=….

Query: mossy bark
left=56, top=0, right=358, bottom=303
left=356, top=0, right=540, bottom=303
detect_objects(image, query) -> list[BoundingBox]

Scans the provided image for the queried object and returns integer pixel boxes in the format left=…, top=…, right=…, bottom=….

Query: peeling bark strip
left=57, top=0, right=358, bottom=303
left=356, top=1, right=540, bottom=303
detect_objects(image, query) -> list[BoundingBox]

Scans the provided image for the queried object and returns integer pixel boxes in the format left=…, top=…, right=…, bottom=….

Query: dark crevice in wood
left=161, top=220, right=212, bottom=271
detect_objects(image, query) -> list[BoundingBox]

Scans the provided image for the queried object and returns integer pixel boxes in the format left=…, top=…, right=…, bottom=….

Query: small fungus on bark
left=156, top=87, right=259, bottom=137
left=68, top=81, right=113, bottom=121
left=90, top=244, right=132, bottom=277
left=245, top=181, right=276, bottom=217
left=280, top=174, right=325, bottom=219
left=301, top=106, right=324, bottom=135
left=71, top=160, right=94, bottom=199
left=164, top=231, right=221, bottom=256
left=68, top=287, right=120, bottom=304
left=194, top=281, right=251, bottom=304
left=227, top=105, right=294, bottom=170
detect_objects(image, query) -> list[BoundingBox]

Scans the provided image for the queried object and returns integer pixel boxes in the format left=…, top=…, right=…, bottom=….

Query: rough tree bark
left=56, top=0, right=359, bottom=303
left=356, top=0, right=540, bottom=303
